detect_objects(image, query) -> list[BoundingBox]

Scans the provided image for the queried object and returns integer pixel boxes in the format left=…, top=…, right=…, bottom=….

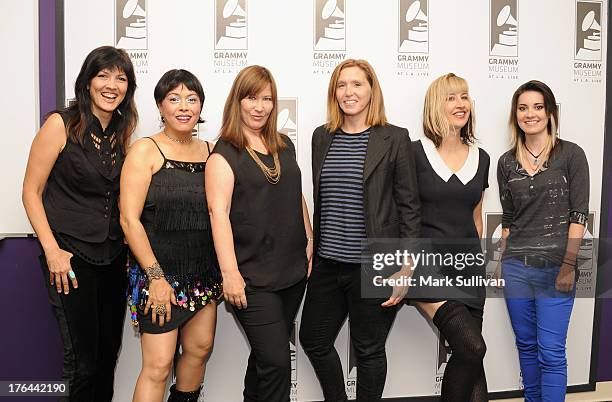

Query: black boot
left=167, top=384, right=202, bottom=402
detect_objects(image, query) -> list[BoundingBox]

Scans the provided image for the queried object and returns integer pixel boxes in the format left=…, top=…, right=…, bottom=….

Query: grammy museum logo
left=290, top=321, right=299, bottom=400
left=434, top=333, right=452, bottom=394
left=313, top=0, right=347, bottom=74
left=488, top=0, right=519, bottom=80
left=573, top=1, right=603, bottom=83
left=397, top=0, right=430, bottom=77
left=214, top=0, right=248, bottom=74
left=278, top=99, right=299, bottom=154
left=115, top=0, right=148, bottom=74
left=345, top=334, right=357, bottom=399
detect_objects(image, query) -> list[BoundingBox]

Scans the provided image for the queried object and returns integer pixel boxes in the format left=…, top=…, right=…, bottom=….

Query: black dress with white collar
left=409, top=138, right=490, bottom=310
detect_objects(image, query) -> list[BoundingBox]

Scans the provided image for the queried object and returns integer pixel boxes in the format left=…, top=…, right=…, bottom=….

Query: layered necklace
left=245, top=145, right=281, bottom=184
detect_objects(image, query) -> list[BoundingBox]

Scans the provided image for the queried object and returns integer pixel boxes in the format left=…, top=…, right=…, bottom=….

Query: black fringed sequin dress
left=128, top=137, right=222, bottom=333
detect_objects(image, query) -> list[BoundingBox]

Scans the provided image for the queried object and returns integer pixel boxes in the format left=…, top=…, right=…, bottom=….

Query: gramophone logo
left=215, top=0, right=247, bottom=50
left=290, top=321, right=298, bottom=382
left=575, top=1, right=602, bottom=61
left=399, top=0, right=428, bottom=53
left=490, top=0, right=518, bottom=57
left=436, top=333, right=452, bottom=375
left=347, top=337, right=357, bottom=380
left=484, top=213, right=503, bottom=265
left=314, top=0, right=345, bottom=51
left=115, top=0, right=147, bottom=50
left=277, top=99, right=298, bottom=153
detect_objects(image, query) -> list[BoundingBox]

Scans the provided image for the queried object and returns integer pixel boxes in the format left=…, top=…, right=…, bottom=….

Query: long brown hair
left=58, top=46, right=138, bottom=152
left=509, top=80, right=559, bottom=165
left=219, top=65, right=285, bottom=154
left=325, top=59, right=387, bottom=132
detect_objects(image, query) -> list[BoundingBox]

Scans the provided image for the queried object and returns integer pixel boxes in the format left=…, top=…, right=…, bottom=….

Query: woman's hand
left=556, top=263, right=576, bottom=293
left=46, top=247, right=77, bottom=294
left=144, top=278, right=176, bottom=326
left=223, top=270, right=247, bottom=309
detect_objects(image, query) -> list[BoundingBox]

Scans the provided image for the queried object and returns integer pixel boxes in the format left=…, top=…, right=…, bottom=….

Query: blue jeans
left=502, top=258, right=575, bottom=402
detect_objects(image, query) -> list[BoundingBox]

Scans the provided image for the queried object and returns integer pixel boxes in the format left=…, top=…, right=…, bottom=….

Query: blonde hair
left=509, top=80, right=559, bottom=166
left=219, top=65, right=285, bottom=153
left=423, top=73, right=476, bottom=147
left=325, top=59, right=387, bottom=132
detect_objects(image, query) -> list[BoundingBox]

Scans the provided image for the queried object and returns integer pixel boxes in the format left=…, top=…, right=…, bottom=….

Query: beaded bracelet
left=145, top=262, right=165, bottom=280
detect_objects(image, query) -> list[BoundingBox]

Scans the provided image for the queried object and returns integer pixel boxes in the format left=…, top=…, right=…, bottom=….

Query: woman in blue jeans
left=496, top=80, right=589, bottom=401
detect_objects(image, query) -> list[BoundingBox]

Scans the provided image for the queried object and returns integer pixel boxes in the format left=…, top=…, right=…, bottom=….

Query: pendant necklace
left=525, top=145, right=544, bottom=165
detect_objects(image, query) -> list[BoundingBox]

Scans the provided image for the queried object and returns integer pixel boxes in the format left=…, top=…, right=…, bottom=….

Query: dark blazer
left=311, top=123, right=420, bottom=252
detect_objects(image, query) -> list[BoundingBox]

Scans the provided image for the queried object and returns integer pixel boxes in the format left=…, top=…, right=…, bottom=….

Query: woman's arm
left=557, top=145, right=590, bottom=292
left=473, top=194, right=484, bottom=239
left=302, top=195, right=314, bottom=277
left=22, top=113, right=76, bottom=294
left=120, top=139, right=175, bottom=326
left=394, top=128, right=421, bottom=238
left=205, top=153, right=247, bottom=309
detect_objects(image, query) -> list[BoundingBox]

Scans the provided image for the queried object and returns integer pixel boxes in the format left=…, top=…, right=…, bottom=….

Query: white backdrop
left=62, top=0, right=606, bottom=400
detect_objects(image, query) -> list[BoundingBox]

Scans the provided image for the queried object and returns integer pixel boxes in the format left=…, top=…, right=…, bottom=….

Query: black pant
left=40, top=250, right=127, bottom=402
left=233, top=278, right=307, bottom=402
left=300, top=257, right=399, bottom=402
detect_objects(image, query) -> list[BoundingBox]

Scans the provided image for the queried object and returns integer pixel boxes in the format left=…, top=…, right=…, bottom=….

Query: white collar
left=420, top=137, right=479, bottom=185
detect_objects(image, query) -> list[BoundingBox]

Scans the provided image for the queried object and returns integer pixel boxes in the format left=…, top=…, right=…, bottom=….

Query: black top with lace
left=44, top=111, right=125, bottom=265
left=128, top=137, right=222, bottom=327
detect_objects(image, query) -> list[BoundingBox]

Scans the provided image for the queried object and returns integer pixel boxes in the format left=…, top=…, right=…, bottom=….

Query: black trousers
left=40, top=249, right=127, bottom=402
left=233, top=278, right=307, bottom=402
left=300, top=257, right=399, bottom=402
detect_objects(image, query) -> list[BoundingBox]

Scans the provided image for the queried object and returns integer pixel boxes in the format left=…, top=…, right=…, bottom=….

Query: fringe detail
left=149, top=170, right=210, bottom=231
left=127, top=263, right=223, bottom=326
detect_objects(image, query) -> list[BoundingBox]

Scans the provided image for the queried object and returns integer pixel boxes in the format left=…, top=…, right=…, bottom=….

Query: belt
left=522, top=255, right=555, bottom=268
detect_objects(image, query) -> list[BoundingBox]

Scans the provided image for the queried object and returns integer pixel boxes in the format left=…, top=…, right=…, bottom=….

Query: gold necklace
left=245, top=145, right=281, bottom=184
left=163, top=129, right=192, bottom=144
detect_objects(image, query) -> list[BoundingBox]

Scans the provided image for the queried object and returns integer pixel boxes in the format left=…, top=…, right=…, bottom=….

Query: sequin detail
left=127, top=264, right=222, bottom=326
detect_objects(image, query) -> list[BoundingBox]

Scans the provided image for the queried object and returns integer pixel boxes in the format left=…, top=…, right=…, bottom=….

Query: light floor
left=497, top=381, right=612, bottom=402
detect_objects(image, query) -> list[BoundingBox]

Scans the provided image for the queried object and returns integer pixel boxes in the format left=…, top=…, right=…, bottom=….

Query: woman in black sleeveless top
left=121, top=70, right=221, bottom=402
left=206, top=65, right=313, bottom=402
left=22, top=46, right=138, bottom=402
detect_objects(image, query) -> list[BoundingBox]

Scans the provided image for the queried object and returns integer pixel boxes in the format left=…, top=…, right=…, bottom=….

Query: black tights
left=432, top=301, right=488, bottom=402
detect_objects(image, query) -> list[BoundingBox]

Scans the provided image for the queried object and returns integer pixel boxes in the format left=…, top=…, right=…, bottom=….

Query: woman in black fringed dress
left=121, top=70, right=222, bottom=402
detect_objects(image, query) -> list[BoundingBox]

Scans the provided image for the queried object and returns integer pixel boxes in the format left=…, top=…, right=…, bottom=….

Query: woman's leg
left=174, top=302, right=218, bottom=392
left=502, top=259, right=539, bottom=401
left=416, top=301, right=487, bottom=402
left=300, top=258, right=350, bottom=402
left=346, top=265, right=398, bottom=402
left=534, top=267, right=575, bottom=402
left=94, top=251, right=128, bottom=402
left=132, top=330, right=179, bottom=402
left=234, top=280, right=305, bottom=402
left=40, top=255, right=99, bottom=402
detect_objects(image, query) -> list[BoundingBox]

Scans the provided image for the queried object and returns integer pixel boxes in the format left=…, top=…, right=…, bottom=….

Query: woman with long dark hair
left=22, top=46, right=138, bottom=402
left=497, top=80, right=588, bottom=401
left=206, top=65, right=312, bottom=402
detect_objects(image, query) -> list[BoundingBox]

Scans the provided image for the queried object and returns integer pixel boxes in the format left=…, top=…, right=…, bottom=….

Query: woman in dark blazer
left=300, top=59, right=420, bottom=402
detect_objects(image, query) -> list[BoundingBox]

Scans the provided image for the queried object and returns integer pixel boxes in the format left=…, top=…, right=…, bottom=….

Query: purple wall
left=1, top=238, right=62, bottom=402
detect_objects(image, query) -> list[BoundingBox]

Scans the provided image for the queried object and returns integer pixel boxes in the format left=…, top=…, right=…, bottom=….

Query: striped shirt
left=318, top=129, right=370, bottom=263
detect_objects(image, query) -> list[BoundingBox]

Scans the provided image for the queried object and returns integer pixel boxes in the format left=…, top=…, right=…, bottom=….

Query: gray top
left=497, top=139, right=589, bottom=265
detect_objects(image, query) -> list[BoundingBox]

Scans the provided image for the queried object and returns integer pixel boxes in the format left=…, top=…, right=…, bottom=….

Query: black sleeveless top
left=128, top=138, right=222, bottom=317
left=212, top=136, right=307, bottom=291
left=42, top=111, right=125, bottom=265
